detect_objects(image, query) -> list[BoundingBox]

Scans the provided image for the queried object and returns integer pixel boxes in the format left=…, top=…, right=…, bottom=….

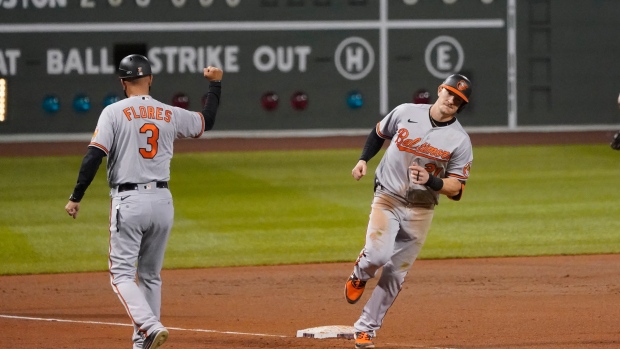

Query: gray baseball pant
left=108, top=183, right=173, bottom=348
left=353, top=192, right=434, bottom=334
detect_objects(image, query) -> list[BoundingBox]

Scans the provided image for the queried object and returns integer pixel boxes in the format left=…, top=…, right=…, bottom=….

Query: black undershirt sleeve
left=69, top=146, right=106, bottom=202
left=359, top=128, right=386, bottom=162
left=202, top=81, right=221, bottom=131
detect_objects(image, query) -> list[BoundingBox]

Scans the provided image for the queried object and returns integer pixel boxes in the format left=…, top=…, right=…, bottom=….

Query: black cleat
left=143, top=328, right=169, bottom=349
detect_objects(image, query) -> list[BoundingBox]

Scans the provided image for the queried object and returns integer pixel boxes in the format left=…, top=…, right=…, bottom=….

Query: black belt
left=117, top=181, right=168, bottom=193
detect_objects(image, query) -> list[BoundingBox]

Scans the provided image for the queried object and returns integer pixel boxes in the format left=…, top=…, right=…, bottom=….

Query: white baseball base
left=296, top=325, right=356, bottom=339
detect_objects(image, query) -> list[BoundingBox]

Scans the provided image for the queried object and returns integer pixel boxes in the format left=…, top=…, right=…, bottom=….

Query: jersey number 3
left=139, top=123, right=159, bottom=159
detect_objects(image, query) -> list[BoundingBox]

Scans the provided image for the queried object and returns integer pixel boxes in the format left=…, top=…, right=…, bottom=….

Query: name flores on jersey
left=123, top=106, right=172, bottom=123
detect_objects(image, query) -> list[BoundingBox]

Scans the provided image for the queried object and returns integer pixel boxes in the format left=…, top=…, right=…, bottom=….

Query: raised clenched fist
left=204, top=66, right=223, bottom=82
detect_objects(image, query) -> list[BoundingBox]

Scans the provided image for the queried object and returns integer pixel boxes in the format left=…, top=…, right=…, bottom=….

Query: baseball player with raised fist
left=344, top=74, right=474, bottom=348
left=64, top=54, right=223, bottom=349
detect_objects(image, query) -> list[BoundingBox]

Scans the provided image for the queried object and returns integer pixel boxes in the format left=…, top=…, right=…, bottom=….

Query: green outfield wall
left=0, top=0, right=618, bottom=135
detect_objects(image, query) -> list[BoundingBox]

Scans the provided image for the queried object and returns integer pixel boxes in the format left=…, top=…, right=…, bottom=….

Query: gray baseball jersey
left=89, top=95, right=205, bottom=187
left=374, top=103, right=473, bottom=205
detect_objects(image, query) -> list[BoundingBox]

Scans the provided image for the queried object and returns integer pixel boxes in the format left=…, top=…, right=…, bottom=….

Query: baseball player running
left=64, top=54, right=223, bottom=349
left=611, top=93, right=620, bottom=150
left=344, top=74, right=474, bottom=348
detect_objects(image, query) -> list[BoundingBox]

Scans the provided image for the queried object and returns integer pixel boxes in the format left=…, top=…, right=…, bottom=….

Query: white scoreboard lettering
left=47, top=48, right=114, bottom=75
left=0, top=49, right=21, bottom=76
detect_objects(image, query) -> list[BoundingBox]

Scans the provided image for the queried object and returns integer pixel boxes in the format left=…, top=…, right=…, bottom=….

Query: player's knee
left=109, top=265, right=137, bottom=284
left=364, top=251, right=392, bottom=268
left=138, top=270, right=161, bottom=283
left=109, top=272, right=136, bottom=286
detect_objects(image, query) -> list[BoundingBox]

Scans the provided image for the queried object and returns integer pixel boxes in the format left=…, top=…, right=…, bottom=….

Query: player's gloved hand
left=611, top=131, right=620, bottom=150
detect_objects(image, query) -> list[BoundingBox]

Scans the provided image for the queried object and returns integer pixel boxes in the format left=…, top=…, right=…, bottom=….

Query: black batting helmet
left=117, top=54, right=152, bottom=79
left=440, top=73, right=472, bottom=113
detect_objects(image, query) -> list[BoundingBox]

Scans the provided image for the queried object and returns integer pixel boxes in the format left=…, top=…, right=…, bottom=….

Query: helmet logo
left=137, top=67, right=143, bottom=76
left=456, top=80, right=468, bottom=91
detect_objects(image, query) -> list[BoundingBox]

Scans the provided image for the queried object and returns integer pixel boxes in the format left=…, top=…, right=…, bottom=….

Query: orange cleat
left=345, top=273, right=367, bottom=304
left=354, top=331, right=375, bottom=348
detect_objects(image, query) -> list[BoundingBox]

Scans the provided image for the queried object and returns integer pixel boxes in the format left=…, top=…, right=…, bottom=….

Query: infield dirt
left=1, top=256, right=619, bottom=349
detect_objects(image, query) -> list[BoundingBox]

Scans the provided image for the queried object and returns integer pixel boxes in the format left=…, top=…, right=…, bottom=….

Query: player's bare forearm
left=352, top=160, right=367, bottom=181
left=409, top=164, right=463, bottom=197
left=437, top=177, right=462, bottom=197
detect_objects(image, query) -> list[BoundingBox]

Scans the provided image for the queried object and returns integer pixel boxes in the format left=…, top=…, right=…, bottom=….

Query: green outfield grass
left=1, top=144, right=619, bottom=275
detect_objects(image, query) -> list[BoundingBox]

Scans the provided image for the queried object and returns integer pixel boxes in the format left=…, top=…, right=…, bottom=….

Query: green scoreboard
left=0, top=0, right=510, bottom=135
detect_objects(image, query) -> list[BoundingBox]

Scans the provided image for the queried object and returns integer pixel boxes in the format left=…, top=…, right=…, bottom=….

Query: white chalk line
left=384, top=344, right=458, bottom=349
left=0, top=314, right=286, bottom=338
left=0, top=314, right=459, bottom=348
